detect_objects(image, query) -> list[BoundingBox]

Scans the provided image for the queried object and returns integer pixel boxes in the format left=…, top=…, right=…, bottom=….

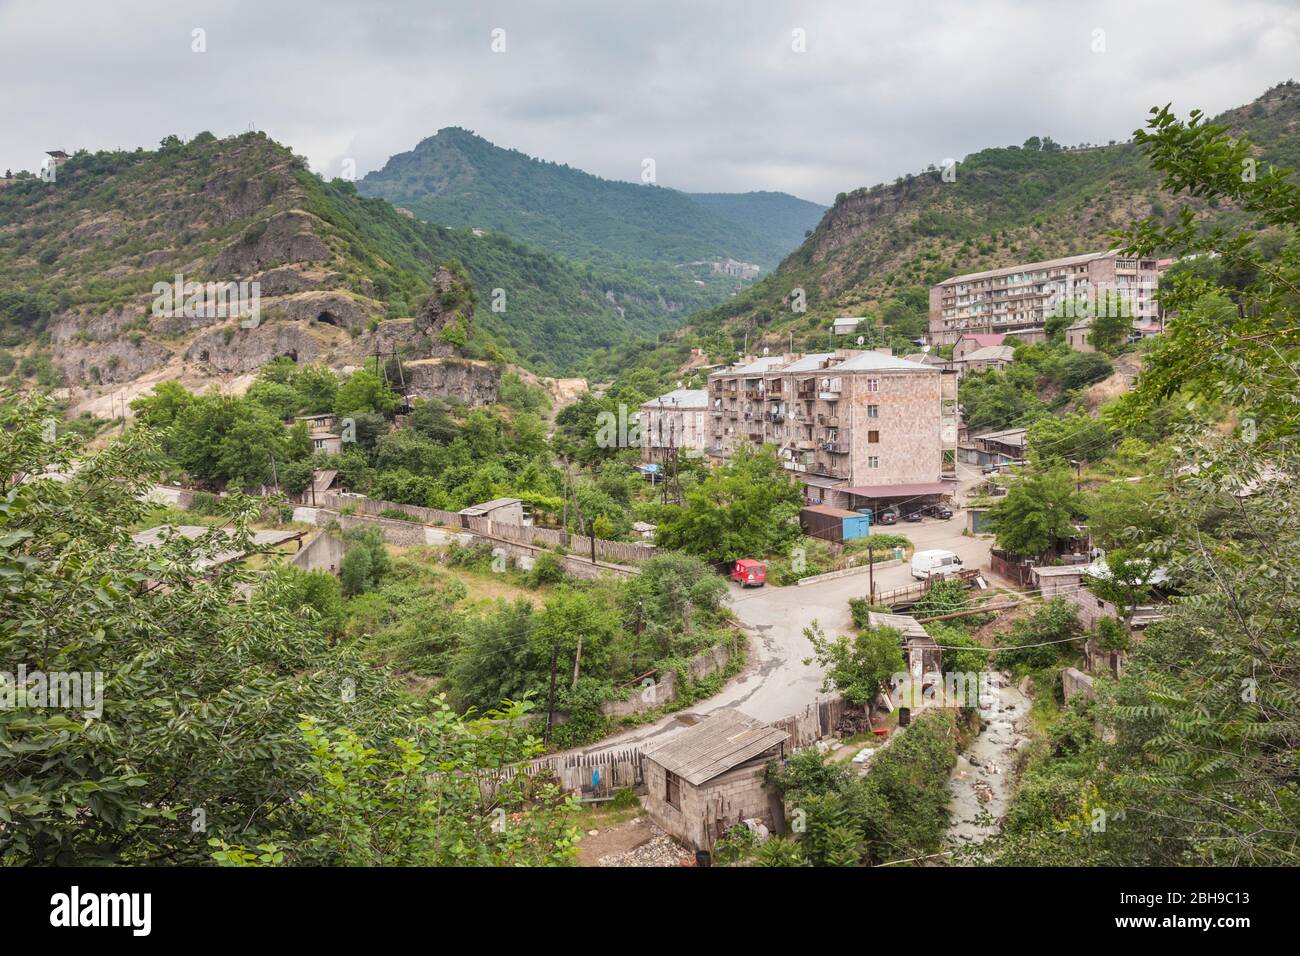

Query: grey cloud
left=0, top=0, right=1295, bottom=204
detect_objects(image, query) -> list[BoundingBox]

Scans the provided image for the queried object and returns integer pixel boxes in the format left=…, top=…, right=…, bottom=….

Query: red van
left=731, top=559, right=767, bottom=587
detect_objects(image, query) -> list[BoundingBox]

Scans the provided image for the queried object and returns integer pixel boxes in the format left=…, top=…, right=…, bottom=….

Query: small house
left=641, top=709, right=789, bottom=853
left=868, top=611, right=941, bottom=686
left=952, top=332, right=1006, bottom=362
left=309, top=428, right=342, bottom=455
left=459, top=497, right=529, bottom=526
left=957, top=344, right=1015, bottom=378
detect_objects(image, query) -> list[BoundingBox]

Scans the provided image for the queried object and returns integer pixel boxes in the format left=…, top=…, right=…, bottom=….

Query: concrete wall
left=1061, top=666, right=1096, bottom=703
left=599, top=642, right=737, bottom=718
left=291, top=531, right=346, bottom=574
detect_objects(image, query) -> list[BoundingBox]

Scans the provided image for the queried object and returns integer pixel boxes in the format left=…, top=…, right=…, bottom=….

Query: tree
left=339, top=526, right=391, bottom=595
left=986, top=466, right=1079, bottom=557
left=334, top=367, right=400, bottom=418
left=654, top=444, right=801, bottom=563
left=0, top=391, right=412, bottom=864
left=803, top=622, right=905, bottom=707
left=1115, top=101, right=1300, bottom=442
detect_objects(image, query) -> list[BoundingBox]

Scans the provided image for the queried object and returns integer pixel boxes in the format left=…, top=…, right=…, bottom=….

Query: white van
left=911, top=549, right=963, bottom=580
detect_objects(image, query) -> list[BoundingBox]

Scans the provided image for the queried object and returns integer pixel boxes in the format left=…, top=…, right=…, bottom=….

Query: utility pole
left=571, top=635, right=582, bottom=691
left=560, top=455, right=571, bottom=547
left=632, top=600, right=644, bottom=673
left=868, top=544, right=875, bottom=604
left=544, top=637, right=560, bottom=746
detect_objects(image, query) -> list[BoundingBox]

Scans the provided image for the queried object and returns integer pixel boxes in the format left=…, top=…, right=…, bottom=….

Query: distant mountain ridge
left=615, top=82, right=1300, bottom=376
left=357, top=127, right=825, bottom=269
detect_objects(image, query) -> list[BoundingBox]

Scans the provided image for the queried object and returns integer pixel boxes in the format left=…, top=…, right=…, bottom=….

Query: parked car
left=876, top=507, right=899, bottom=525
left=730, top=559, right=767, bottom=587
left=911, top=549, right=963, bottom=581
left=922, top=503, right=953, bottom=520
left=981, top=463, right=1000, bottom=475
left=902, top=509, right=923, bottom=522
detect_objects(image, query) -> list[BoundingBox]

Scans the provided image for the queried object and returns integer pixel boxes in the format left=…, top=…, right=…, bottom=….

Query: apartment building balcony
left=796, top=439, right=816, bottom=451
left=765, top=411, right=785, bottom=424
left=796, top=384, right=817, bottom=400
left=817, top=414, right=840, bottom=427
left=820, top=441, right=850, bottom=455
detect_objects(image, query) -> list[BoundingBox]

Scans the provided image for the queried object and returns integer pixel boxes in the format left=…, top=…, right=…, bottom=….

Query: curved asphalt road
left=559, top=501, right=994, bottom=759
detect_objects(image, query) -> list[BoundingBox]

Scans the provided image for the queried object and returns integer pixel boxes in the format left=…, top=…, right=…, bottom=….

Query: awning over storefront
left=798, top=475, right=846, bottom=490
left=839, top=481, right=955, bottom=499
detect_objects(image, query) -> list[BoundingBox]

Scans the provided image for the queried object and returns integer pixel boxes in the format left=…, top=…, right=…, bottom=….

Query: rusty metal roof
left=643, top=709, right=788, bottom=786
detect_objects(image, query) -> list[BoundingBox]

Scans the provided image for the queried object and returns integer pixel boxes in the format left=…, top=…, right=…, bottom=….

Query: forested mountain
left=613, top=82, right=1300, bottom=381
left=358, top=127, right=825, bottom=269
left=687, top=190, right=827, bottom=252
left=0, top=130, right=704, bottom=381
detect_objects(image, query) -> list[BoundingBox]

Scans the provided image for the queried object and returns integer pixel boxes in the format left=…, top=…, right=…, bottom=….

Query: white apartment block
left=706, top=351, right=958, bottom=510
left=928, top=250, right=1160, bottom=345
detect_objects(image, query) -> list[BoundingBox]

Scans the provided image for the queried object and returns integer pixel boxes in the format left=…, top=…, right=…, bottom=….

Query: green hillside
left=0, top=130, right=705, bottom=378
left=357, top=127, right=822, bottom=269
left=687, top=190, right=827, bottom=253
left=613, top=82, right=1300, bottom=381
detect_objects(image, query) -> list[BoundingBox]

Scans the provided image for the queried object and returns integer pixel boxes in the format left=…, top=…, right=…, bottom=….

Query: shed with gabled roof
left=641, top=709, right=789, bottom=852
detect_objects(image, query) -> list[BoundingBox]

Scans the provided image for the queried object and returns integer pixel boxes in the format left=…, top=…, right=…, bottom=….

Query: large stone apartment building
left=639, top=388, right=709, bottom=463
left=705, top=350, right=958, bottom=510
left=928, top=250, right=1160, bottom=345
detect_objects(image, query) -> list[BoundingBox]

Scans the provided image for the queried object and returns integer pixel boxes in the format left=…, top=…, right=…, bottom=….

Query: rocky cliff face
left=6, top=134, right=502, bottom=404
left=403, top=357, right=499, bottom=406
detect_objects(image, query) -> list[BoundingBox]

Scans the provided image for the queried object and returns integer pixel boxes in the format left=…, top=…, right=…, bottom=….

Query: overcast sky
left=1, top=0, right=1296, bottom=204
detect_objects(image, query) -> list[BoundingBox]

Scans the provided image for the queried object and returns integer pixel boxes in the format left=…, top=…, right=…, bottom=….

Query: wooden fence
left=771, top=697, right=855, bottom=750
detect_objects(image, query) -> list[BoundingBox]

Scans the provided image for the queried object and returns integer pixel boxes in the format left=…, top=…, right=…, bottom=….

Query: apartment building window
left=867, top=404, right=879, bottom=419
left=866, top=378, right=880, bottom=393
left=867, top=456, right=880, bottom=468
left=868, top=430, right=879, bottom=444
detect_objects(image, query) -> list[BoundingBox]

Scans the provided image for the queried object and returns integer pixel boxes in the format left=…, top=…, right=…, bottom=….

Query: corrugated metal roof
left=867, top=611, right=931, bottom=641
left=312, top=469, right=338, bottom=494
left=643, top=709, right=788, bottom=786
left=937, top=250, right=1113, bottom=286
left=801, top=504, right=861, bottom=519
left=643, top=388, right=709, bottom=409
left=835, top=351, right=937, bottom=372
left=459, top=497, right=522, bottom=516
left=777, top=352, right=835, bottom=372
left=962, top=345, right=1015, bottom=362
left=840, top=481, right=954, bottom=498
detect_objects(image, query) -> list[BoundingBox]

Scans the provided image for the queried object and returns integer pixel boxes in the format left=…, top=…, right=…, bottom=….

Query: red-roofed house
left=952, top=333, right=1006, bottom=362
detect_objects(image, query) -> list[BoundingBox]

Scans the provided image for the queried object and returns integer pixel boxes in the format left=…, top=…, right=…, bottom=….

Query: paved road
left=561, top=490, right=995, bottom=759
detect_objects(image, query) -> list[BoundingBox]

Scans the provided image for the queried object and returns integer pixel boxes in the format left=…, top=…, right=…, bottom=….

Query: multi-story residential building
left=640, top=388, right=709, bottom=463
left=928, top=250, right=1160, bottom=345
left=707, top=350, right=958, bottom=510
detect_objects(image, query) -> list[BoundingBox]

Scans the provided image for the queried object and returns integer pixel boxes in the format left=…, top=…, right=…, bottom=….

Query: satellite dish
left=922, top=344, right=931, bottom=353
left=763, top=346, right=769, bottom=355
left=856, top=336, right=864, bottom=345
